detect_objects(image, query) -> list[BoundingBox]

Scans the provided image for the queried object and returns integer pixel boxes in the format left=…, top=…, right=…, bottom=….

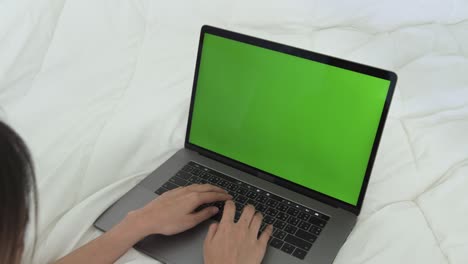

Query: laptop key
left=237, top=195, right=248, bottom=204
left=295, top=229, right=317, bottom=243
left=188, top=176, right=200, bottom=183
left=265, top=207, right=278, bottom=217
left=276, top=212, right=289, bottom=222
left=273, top=230, right=287, bottom=240
left=192, top=169, right=202, bottom=176
left=169, top=177, right=188, bottom=187
left=264, top=215, right=275, bottom=224
left=320, top=214, right=330, bottom=221
left=276, top=203, right=288, bottom=212
left=162, top=182, right=178, bottom=190
left=176, top=171, right=192, bottom=180
left=310, top=226, right=322, bottom=235
left=273, top=220, right=286, bottom=230
left=284, top=224, right=297, bottom=234
left=195, top=177, right=204, bottom=184
left=226, top=183, right=238, bottom=191
left=287, top=207, right=299, bottom=216
left=292, top=248, right=307, bottom=260
left=237, top=188, right=248, bottom=195
left=256, top=204, right=267, bottom=213
left=218, top=173, right=236, bottom=183
left=218, top=180, right=229, bottom=188
left=155, top=187, right=168, bottom=195
left=287, top=216, right=300, bottom=226
left=208, top=175, right=220, bottom=184
left=254, top=188, right=264, bottom=195
left=256, top=195, right=268, bottom=203
left=266, top=199, right=278, bottom=208
left=246, top=191, right=258, bottom=199
left=181, top=165, right=193, bottom=173
left=280, top=243, right=295, bottom=254
left=284, top=234, right=312, bottom=251
left=298, top=221, right=311, bottom=231
left=268, top=194, right=283, bottom=202
left=270, top=238, right=284, bottom=249
left=308, top=216, right=326, bottom=228
left=297, top=212, right=310, bottom=221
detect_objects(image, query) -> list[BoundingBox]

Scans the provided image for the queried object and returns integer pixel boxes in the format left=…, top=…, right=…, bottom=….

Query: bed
left=1, top=0, right=467, bottom=263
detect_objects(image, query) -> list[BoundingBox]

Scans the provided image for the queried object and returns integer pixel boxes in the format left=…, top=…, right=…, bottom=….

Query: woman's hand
left=203, top=200, right=273, bottom=264
left=133, top=184, right=232, bottom=236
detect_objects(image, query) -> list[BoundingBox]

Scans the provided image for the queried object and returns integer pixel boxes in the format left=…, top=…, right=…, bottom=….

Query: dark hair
left=0, top=121, right=37, bottom=264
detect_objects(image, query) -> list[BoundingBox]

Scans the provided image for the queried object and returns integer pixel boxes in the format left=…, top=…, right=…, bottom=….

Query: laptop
left=94, top=25, right=397, bottom=264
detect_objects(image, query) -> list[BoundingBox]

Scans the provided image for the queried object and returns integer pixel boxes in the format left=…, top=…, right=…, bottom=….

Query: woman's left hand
left=131, top=184, right=232, bottom=237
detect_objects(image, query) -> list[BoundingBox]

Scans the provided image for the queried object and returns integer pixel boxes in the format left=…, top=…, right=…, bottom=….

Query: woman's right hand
left=203, top=200, right=273, bottom=264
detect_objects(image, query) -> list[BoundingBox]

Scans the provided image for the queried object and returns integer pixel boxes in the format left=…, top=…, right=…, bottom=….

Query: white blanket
left=1, top=0, right=467, bottom=263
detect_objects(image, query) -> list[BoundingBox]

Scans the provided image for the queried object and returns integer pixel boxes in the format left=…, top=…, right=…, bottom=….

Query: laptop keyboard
left=155, top=161, right=330, bottom=260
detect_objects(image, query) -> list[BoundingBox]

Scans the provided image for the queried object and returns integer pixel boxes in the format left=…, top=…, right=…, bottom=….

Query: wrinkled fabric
left=0, top=0, right=467, bottom=263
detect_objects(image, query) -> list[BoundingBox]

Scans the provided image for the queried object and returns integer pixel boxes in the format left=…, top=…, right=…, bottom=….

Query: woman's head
left=0, top=121, right=37, bottom=263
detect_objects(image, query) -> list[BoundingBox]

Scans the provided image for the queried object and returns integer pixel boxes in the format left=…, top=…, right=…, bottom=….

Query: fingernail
left=212, top=207, right=219, bottom=213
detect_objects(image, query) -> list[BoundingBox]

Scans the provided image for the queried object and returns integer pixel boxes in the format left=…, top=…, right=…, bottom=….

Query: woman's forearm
left=54, top=211, right=147, bottom=264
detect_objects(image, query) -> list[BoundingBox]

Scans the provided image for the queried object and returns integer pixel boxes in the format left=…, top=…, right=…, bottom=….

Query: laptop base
left=94, top=149, right=356, bottom=264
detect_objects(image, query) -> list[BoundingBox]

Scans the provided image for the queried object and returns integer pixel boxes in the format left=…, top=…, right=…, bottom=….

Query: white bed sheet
left=1, top=0, right=467, bottom=263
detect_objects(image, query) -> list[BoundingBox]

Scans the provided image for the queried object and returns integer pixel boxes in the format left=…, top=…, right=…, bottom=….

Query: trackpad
left=135, top=220, right=213, bottom=264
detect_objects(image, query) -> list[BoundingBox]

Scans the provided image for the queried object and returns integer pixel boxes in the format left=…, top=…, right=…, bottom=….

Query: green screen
left=189, top=33, right=390, bottom=205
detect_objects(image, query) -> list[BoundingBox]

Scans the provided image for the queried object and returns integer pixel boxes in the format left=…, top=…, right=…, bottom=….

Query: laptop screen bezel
left=184, top=25, right=397, bottom=215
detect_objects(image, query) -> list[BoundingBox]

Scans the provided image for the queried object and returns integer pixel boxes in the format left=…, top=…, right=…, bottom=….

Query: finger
left=221, top=200, right=236, bottom=224
left=183, top=184, right=228, bottom=194
left=189, top=192, right=232, bottom=207
left=238, top=204, right=256, bottom=227
left=191, top=206, right=220, bottom=225
left=249, top=212, right=263, bottom=234
left=205, top=222, right=219, bottom=242
left=259, top=224, right=273, bottom=245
